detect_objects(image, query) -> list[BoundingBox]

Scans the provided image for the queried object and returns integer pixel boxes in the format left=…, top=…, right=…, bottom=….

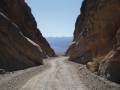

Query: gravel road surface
left=0, top=57, right=120, bottom=90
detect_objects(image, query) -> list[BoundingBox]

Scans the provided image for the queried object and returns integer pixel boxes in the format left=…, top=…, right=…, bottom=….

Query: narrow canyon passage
left=20, top=57, right=88, bottom=90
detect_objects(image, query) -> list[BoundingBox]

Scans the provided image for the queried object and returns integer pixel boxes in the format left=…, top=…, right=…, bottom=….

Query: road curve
left=20, top=57, right=88, bottom=90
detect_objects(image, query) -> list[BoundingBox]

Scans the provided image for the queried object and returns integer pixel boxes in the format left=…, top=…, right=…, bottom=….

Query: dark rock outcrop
left=67, top=0, right=120, bottom=83
left=0, top=12, right=43, bottom=71
left=0, top=0, right=56, bottom=57
left=98, top=29, right=120, bottom=83
left=0, top=0, right=55, bottom=71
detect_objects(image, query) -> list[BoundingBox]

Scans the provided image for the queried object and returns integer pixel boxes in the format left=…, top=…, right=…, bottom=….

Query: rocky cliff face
left=98, top=29, right=120, bottom=83
left=67, top=0, right=120, bottom=83
left=0, top=0, right=55, bottom=57
left=0, top=0, right=55, bottom=71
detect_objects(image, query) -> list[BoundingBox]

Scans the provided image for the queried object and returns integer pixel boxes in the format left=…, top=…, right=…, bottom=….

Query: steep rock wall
left=0, top=0, right=56, bottom=57
left=0, top=0, right=55, bottom=71
left=67, top=0, right=120, bottom=83
left=0, top=12, right=43, bottom=71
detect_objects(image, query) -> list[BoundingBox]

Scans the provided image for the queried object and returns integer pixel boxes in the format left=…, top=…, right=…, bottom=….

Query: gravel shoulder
left=0, top=58, right=51, bottom=90
left=67, top=61, right=120, bottom=90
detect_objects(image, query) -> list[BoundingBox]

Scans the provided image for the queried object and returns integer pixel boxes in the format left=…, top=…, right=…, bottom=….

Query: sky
left=26, top=0, right=83, bottom=37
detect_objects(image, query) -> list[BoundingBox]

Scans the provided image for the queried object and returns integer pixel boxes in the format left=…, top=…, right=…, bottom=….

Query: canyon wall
left=0, top=0, right=55, bottom=71
left=67, top=0, right=120, bottom=83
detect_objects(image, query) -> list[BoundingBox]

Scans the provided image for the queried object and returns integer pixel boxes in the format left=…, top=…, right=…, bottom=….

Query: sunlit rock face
left=0, top=0, right=55, bottom=71
left=67, top=0, right=120, bottom=83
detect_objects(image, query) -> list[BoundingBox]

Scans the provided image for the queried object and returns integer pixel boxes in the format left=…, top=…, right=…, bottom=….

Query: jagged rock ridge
left=67, top=0, right=120, bottom=83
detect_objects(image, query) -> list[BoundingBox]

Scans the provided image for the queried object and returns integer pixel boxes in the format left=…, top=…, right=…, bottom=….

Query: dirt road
left=0, top=57, right=119, bottom=90
left=20, top=57, right=88, bottom=90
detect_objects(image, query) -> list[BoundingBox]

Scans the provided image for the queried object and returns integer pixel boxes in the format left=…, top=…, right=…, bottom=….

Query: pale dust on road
left=20, top=57, right=88, bottom=90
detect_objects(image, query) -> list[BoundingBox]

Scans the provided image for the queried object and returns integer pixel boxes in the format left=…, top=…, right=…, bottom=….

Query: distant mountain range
left=46, top=37, right=73, bottom=55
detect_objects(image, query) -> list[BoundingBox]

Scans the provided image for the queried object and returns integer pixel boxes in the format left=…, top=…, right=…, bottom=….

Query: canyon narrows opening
left=26, top=0, right=82, bottom=56
left=0, top=0, right=120, bottom=90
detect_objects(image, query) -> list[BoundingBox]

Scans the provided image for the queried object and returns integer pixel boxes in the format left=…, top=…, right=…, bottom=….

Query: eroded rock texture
left=98, top=29, right=120, bottom=83
left=0, top=0, right=55, bottom=57
left=0, top=0, right=55, bottom=71
left=67, top=0, right=120, bottom=83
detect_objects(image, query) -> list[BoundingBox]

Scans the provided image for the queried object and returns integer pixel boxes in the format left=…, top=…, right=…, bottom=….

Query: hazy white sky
left=26, top=0, right=83, bottom=37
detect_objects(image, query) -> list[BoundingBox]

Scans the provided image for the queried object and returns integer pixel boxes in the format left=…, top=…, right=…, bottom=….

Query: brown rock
left=98, top=50, right=120, bottom=83
left=0, top=0, right=56, bottom=57
left=116, top=28, right=120, bottom=47
left=67, top=0, right=120, bottom=83
left=67, top=0, right=120, bottom=64
left=0, top=0, right=56, bottom=71
left=98, top=29, right=120, bottom=83
left=0, top=12, right=43, bottom=71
